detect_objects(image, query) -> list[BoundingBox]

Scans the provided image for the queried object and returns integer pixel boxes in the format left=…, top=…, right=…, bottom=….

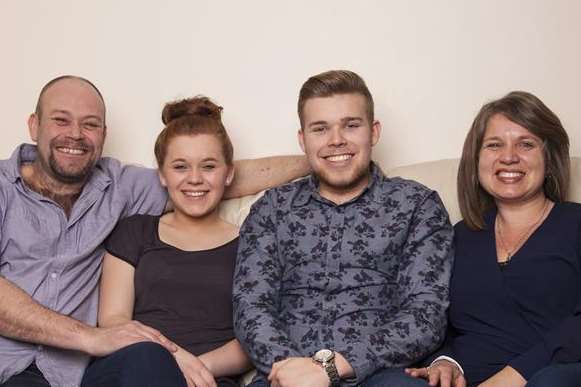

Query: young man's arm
left=0, top=276, right=175, bottom=357
left=225, top=155, right=309, bottom=199
left=232, top=190, right=303, bottom=374
left=333, top=190, right=454, bottom=384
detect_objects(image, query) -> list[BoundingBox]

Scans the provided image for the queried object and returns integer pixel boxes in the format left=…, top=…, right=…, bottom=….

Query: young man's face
left=298, top=93, right=380, bottom=202
left=28, top=78, right=107, bottom=184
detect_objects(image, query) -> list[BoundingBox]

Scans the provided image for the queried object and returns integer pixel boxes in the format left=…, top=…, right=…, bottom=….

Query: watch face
left=315, top=349, right=334, bottom=362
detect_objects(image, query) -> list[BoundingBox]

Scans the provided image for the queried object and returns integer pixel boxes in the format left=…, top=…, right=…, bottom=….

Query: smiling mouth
left=496, top=170, right=525, bottom=182
left=56, top=146, right=88, bottom=155
left=183, top=191, right=208, bottom=197
left=324, top=154, right=353, bottom=162
left=497, top=171, right=525, bottom=178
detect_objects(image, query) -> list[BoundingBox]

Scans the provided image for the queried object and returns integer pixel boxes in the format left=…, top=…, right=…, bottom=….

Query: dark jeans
left=0, top=364, right=50, bottom=387
left=526, top=363, right=581, bottom=387
left=248, top=368, right=428, bottom=387
left=81, top=342, right=188, bottom=387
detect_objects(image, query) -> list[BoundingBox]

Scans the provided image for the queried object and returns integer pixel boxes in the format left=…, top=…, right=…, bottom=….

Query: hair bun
left=162, top=96, right=223, bottom=125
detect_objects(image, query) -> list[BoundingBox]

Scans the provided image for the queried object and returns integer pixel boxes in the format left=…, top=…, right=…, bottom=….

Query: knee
left=526, top=364, right=581, bottom=387
left=82, top=342, right=186, bottom=387
left=122, top=342, right=175, bottom=366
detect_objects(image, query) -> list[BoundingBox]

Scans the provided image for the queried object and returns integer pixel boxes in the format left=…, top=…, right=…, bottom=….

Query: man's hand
left=81, top=320, right=177, bottom=357
left=268, top=357, right=329, bottom=387
left=174, top=347, right=217, bottom=387
left=478, top=366, right=526, bottom=387
left=406, top=360, right=466, bottom=387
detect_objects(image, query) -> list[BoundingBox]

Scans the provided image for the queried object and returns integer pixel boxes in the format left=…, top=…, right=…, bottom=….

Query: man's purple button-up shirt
left=0, top=144, right=167, bottom=386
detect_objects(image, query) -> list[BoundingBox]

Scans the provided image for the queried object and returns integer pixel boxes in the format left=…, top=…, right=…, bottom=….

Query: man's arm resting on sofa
left=0, top=276, right=176, bottom=356
left=226, top=155, right=309, bottom=199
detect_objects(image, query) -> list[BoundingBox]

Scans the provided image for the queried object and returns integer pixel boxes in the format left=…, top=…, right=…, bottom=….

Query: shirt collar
left=4, top=143, right=111, bottom=191
left=292, top=161, right=384, bottom=207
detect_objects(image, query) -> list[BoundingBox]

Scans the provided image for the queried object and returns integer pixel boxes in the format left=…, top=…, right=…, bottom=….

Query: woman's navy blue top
left=445, top=202, right=581, bottom=385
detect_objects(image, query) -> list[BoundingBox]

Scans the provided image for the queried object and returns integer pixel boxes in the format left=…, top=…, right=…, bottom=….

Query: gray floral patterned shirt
left=233, top=163, right=454, bottom=385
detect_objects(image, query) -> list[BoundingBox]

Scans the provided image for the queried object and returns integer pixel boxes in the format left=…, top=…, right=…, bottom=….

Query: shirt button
left=50, top=272, right=58, bottom=279
left=37, top=345, right=43, bottom=351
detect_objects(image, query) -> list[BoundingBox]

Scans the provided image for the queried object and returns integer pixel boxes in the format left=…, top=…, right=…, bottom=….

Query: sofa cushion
left=386, top=157, right=581, bottom=225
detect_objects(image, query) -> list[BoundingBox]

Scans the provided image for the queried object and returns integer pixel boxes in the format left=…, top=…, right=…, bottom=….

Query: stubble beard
left=315, top=161, right=371, bottom=196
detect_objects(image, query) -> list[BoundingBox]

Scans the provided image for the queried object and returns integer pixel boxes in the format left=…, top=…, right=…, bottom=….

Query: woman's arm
left=172, top=340, right=251, bottom=387
left=478, top=366, right=526, bottom=387
left=98, top=253, right=136, bottom=327
left=198, top=339, right=252, bottom=377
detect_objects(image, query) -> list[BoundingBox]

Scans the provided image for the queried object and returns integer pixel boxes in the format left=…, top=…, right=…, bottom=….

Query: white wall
left=1, top=0, right=579, bottom=169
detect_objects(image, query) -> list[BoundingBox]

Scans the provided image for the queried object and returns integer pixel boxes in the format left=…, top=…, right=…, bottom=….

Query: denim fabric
left=526, top=363, right=581, bottom=387
left=81, top=342, right=187, bottom=387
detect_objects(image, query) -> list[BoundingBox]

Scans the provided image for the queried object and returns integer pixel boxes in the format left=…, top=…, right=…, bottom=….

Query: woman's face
left=478, top=113, right=546, bottom=205
left=159, top=134, right=233, bottom=219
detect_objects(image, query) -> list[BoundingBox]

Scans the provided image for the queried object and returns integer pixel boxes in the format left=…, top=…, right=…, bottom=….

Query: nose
left=186, top=168, right=203, bottom=185
left=499, top=144, right=519, bottom=164
left=328, top=126, right=347, bottom=147
left=68, top=122, right=83, bottom=139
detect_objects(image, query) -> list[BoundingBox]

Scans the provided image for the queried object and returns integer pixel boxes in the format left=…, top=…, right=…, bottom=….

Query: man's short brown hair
left=297, top=70, right=374, bottom=128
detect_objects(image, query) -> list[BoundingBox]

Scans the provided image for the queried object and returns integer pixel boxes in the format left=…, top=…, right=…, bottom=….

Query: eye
left=483, top=142, right=502, bottom=150
left=346, top=121, right=361, bottom=129
left=83, top=121, right=103, bottom=130
left=310, top=126, right=326, bottom=133
left=518, top=140, right=537, bottom=150
left=52, top=117, right=69, bottom=126
left=172, top=164, right=188, bottom=171
left=202, top=164, right=216, bottom=170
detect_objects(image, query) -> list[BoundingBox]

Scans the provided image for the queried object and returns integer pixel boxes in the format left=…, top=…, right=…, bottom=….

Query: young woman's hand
left=405, top=359, right=466, bottom=387
left=174, top=347, right=217, bottom=387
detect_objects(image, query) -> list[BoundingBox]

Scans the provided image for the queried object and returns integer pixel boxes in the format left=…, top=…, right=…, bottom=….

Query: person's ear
left=298, top=129, right=306, bottom=153
left=225, top=167, right=235, bottom=186
left=28, top=113, right=40, bottom=142
left=371, top=120, right=381, bottom=146
left=158, top=170, right=167, bottom=187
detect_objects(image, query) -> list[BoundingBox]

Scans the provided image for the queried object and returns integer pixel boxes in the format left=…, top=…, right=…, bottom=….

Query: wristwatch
left=312, top=349, right=340, bottom=387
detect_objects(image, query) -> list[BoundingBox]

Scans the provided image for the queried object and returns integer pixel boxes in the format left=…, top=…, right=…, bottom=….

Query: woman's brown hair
left=458, top=91, right=570, bottom=230
left=154, top=96, right=234, bottom=167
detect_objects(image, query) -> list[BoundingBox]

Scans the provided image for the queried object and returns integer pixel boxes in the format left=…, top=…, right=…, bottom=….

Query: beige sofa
left=221, top=157, right=581, bottom=226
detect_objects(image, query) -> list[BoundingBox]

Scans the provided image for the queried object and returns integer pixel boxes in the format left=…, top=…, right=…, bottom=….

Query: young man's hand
left=268, top=357, right=329, bottom=387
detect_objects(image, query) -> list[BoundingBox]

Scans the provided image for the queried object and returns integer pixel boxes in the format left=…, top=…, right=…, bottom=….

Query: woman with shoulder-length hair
left=408, top=91, right=581, bottom=386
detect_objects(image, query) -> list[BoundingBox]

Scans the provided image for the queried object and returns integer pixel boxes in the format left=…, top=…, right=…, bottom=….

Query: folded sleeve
left=104, top=215, right=151, bottom=267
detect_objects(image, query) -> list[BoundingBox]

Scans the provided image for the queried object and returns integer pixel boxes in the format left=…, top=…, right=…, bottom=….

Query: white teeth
left=498, top=171, right=524, bottom=178
left=183, top=191, right=206, bottom=197
left=59, top=147, right=85, bottom=155
left=326, top=154, right=352, bottom=162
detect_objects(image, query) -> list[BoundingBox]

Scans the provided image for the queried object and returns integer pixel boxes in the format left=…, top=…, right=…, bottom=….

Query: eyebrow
left=307, top=116, right=363, bottom=128
left=170, top=157, right=219, bottom=163
left=341, top=116, right=363, bottom=123
left=48, top=109, right=103, bottom=122
left=307, top=120, right=328, bottom=128
left=482, top=135, right=541, bottom=141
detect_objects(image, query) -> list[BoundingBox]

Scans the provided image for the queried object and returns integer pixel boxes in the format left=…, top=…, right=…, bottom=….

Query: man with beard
left=0, top=75, right=309, bottom=387
left=233, top=70, right=454, bottom=387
